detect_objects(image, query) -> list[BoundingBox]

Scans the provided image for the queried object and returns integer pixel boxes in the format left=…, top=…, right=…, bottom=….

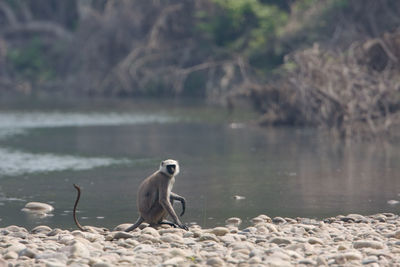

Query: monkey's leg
left=125, top=216, right=144, bottom=232
left=158, top=220, right=178, bottom=228
left=170, top=192, right=186, bottom=217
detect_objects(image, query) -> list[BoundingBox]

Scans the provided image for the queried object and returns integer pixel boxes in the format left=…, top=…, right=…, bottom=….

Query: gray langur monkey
left=125, top=159, right=188, bottom=231
left=72, top=159, right=187, bottom=232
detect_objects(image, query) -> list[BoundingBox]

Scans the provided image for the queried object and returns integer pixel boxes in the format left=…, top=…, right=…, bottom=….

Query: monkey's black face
left=166, top=164, right=176, bottom=175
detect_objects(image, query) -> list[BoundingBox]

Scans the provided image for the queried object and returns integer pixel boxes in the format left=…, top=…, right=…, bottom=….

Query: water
left=0, top=97, right=399, bottom=230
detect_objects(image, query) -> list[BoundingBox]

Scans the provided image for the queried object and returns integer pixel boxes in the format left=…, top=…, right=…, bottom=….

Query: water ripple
left=0, top=148, right=129, bottom=177
left=0, top=112, right=175, bottom=129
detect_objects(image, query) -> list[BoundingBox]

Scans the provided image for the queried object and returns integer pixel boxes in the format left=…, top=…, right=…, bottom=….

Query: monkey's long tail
left=73, top=184, right=86, bottom=231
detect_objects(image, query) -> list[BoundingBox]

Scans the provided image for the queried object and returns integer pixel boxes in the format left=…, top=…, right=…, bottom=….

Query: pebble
left=160, top=233, right=184, bottom=244
left=142, top=227, right=160, bottom=237
left=210, top=227, right=230, bottom=236
left=270, top=237, right=292, bottom=245
left=353, top=240, right=384, bottom=249
left=112, top=231, right=134, bottom=240
left=2, top=213, right=400, bottom=266
left=162, top=256, right=185, bottom=265
left=308, top=237, right=324, bottom=245
left=225, top=217, right=242, bottom=227
left=206, top=257, right=225, bottom=266
left=273, top=217, right=287, bottom=224
left=31, top=225, right=52, bottom=234
left=21, top=202, right=54, bottom=214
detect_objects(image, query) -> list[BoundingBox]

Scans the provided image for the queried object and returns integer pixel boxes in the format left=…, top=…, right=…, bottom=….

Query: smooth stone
left=183, top=231, right=194, bottom=238
left=58, top=234, right=75, bottom=245
left=160, top=233, right=184, bottom=244
left=4, top=251, right=18, bottom=260
left=70, top=241, right=90, bottom=258
left=308, top=237, right=324, bottom=245
left=265, top=223, right=278, bottom=232
left=42, top=259, right=68, bottom=267
left=330, top=251, right=362, bottom=262
left=251, top=217, right=264, bottom=225
left=5, top=225, right=28, bottom=234
left=298, top=259, right=317, bottom=265
left=389, top=230, right=400, bottom=239
left=82, top=232, right=103, bottom=242
left=225, top=217, right=242, bottom=227
left=167, top=248, right=188, bottom=257
left=341, top=214, right=369, bottom=223
left=113, top=223, right=135, bottom=232
left=264, top=256, right=292, bottom=267
left=219, top=234, right=239, bottom=244
left=362, top=256, right=379, bottom=264
left=316, top=256, right=328, bottom=266
left=272, top=217, right=286, bottom=224
left=92, top=263, right=113, bottom=267
left=230, top=241, right=255, bottom=251
left=136, top=233, right=161, bottom=244
left=142, top=227, right=160, bottom=237
left=162, top=256, right=185, bottom=265
left=353, top=240, right=384, bottom=249
left=113, top=231, right=134, bottom=239
left=270, top=237, right=292, bottom=245
left=19, top=248, right=37, bottom=258
left=158, top=228, right=183, bottom=236
left=36, top=252, right=68, bottom=262
left=47, top=228, right=63, bottom=236
left=210, top=227, right=230, bottom=236
left=9, top=231, right=28, bottom=239
left=333, top=237, right=345, bottom=242
left=257, top=214, right=272, bottom=222
left=198, top=233, right=219, bottom=242
left=249, top=256, right=262, bottom=264
left=241, top=227, right=257, bottom=234
left=31, top=225, right=52, bottom=234
left=22, top=202, right=54, bottom=213
left=5, top=242, right=27, bottom=254
left=133, top=244, right=157, bottom=253
left=206, top=257, right=225, bottom=266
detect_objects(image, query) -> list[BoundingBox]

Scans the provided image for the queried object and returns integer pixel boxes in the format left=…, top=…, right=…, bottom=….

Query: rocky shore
left=1, top=213, right=400, bottom=266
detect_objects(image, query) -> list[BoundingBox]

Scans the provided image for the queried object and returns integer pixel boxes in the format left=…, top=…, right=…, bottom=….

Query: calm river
left=0, top=97, right=399, bottom=230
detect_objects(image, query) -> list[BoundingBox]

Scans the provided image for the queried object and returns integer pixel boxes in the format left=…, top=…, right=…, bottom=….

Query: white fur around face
left=159, top=159, right=180, bottom=176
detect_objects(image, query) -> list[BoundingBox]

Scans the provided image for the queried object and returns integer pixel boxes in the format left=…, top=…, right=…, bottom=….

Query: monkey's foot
left=158, top=220, right=178, bottom=228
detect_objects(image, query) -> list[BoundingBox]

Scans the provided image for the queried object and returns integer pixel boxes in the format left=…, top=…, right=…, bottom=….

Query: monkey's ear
left=161, top=161, right=164, bottom=166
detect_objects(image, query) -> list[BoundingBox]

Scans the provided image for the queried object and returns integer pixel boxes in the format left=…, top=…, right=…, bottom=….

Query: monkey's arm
left=169, top=192, right=185, bottom=217
left=158, top=182, right=188, bottom=230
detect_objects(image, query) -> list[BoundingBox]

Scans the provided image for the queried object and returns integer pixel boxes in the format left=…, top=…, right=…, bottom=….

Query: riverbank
left=1, top=213, right=400, bottom=266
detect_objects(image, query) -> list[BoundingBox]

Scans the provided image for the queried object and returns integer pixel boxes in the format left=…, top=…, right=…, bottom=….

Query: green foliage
left=198, top=0, right=352, bottom=74
left=7, top=38, right=55, bottom=82
left=198, top=0, right=288, bottom=70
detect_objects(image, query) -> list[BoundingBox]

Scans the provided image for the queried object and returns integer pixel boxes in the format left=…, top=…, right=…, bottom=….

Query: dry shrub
left=284, top=36, right=400, bottom=138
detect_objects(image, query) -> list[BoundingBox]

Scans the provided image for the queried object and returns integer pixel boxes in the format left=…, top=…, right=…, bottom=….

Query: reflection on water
left=0, top=98, right=399, bottom=230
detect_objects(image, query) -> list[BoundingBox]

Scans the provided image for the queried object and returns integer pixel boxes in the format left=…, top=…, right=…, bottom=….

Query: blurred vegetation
left=1, top=0, right=400, bottom=138
left=7, top=38, right=54, bottom=82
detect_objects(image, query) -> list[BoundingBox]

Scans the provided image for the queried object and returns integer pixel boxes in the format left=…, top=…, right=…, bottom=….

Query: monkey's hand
left=178, top=224, right=188, bottom=231
left=179, top=199, right=185, bottom=217
left=170, top=193, right=186, bottom=217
